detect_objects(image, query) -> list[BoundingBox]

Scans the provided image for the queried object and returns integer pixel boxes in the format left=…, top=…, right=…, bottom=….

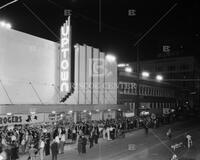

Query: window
left=168, top=65, right=176, bottom=71
left=140, top=87, right=143, bottom=95
left=180, top=64, right=189, bottom=70
left=156, top=66, right=164, bottom=72
left=143, top=87, right=146, bottom=95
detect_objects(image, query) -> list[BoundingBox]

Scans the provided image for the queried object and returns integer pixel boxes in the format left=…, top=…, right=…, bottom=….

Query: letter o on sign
left=61, top=60, right=69, bottom=70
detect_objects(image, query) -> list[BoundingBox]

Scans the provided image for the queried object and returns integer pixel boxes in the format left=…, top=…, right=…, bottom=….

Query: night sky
left=0, top=0, right=200, bottom=62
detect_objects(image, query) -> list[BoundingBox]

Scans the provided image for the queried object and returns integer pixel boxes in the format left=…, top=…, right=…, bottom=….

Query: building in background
left=117, top=69, right=178, bottom=118
left=129, top=57, right=200, bottom=110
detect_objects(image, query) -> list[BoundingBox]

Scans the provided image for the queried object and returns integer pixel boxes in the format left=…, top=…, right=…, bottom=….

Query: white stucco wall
left=0, top=28, right=59, bottom=104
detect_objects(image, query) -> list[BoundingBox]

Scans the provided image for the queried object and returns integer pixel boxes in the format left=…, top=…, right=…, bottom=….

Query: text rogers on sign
left=60, top=19, right=71, bottom=93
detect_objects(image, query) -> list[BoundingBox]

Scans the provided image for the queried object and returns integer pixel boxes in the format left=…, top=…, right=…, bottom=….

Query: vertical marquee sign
left=60, top=16, right=71, bottom=98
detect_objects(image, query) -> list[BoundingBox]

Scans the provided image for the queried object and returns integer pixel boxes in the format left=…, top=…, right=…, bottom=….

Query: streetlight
left=106, top=54, right=116, bottom=63
left=0, top=21, right=12, bottom=29
left=142, top=71, right=150, bottom=78
left=156, top=75, right=163, bottom=81
left=125, top=67, right=132, bottom=73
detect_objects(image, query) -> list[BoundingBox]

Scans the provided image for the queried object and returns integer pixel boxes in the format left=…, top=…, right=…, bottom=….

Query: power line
left=46, top=0, right=135, bottom=35
left=0, top=0, right=19, bottom=10
left=134, top=3, right=178, bottom=46
left=22, top=2, right=59, bottom=40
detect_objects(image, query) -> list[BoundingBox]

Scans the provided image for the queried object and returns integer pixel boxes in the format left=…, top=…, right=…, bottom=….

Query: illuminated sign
left=60, top=16, right=71, bottom=96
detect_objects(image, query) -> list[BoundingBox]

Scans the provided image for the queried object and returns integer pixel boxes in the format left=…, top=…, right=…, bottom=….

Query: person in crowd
left=28, top=144, right=37, bottom=160
left=10, top=141, right=19, bottom=160
left=51, top=139, right=58, bottom=160
left=72, top=128, right=76, bottom=143
left=144, top=121, right=149, bottom=135
left=186, top=133, right=192, bottom=149
left=39, top=138, right=45, bottom=160
left=77, top=136, right=82, bottom=154
left=102, top=126, right=106, bottom=139
left=94, top=126, right=99, bottom=144
left=88, top=132, right=94, bottom=148
left=166, top=128, right=172, bottom=140
left=106, top=126, right=111, bottom=140
left=0, top=146, right=7, bottom=160
left=81, top=135, right=87, bottom=154
left=44, top=132, right=50, bottom=156
left=60, top=132, right=65, bottom=154
left=20, top=136, right=26, bottom=154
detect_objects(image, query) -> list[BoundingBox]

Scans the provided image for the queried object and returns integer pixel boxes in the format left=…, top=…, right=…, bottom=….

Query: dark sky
left=1, top=0, right=200, bottom=62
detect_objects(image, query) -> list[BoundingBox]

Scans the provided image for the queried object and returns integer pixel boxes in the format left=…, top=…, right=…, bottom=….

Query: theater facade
left=0, top=17, right=126, bottom=126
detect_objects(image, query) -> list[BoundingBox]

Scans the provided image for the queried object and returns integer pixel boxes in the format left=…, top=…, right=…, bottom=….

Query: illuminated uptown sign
left=60, top=16, right=71, bottom=97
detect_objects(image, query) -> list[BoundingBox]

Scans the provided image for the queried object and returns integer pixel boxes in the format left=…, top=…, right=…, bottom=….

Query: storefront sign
left=0, top=113, right=47, bottom=126
left=60, top=16, right=71, bottom=97
left=0, top=116, right=22, bottom=126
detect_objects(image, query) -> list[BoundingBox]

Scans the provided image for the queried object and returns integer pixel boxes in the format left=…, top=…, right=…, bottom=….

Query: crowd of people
left=0, top=115, right=169, bottom=160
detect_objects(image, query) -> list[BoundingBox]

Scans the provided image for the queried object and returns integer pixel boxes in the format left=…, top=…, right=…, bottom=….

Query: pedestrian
left=39, top=138, right=45, bottom=160
left=51, top=139, right=59, bottom=160
left=102, top=126, right=106, bottom=139
left=28, top=144, right=37, bottom=160
left=81, top=135, right=87, bottom=154
left=60, top=133, right=65, bottom=154
left=77, top=136, right=82, bottom=154
left=10, top=141, right=18, bottom=160
left=88, top=133, right=94, bottom=148
left=44, top=133, right=50, bottom=156
left=186, top=133, right=192, bottom=149
left=21, top=137, right=26, bottom=154
left=144, top=122, right=148, bottom=135
left=107, top=126, right=111, bottom=140
left=166, top=128, right=172, bottom=140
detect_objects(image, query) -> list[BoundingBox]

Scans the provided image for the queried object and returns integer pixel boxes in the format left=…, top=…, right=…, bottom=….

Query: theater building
left=0, top=18, right=125, bottom=125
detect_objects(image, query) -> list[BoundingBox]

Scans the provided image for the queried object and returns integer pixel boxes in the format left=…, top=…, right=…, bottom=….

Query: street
left=21, top=119, right=200, bottom=160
